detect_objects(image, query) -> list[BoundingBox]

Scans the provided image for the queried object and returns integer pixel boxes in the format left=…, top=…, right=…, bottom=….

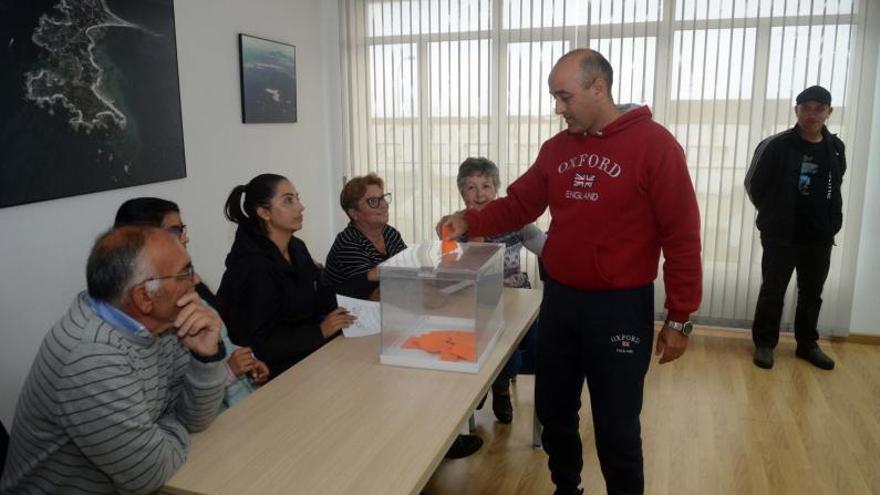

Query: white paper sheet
left=337, top=295, right=381, bottom=338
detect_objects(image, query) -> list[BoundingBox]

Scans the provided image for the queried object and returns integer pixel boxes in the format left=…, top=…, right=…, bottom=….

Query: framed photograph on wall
left=238, top=34, right=297, bottom=124
left=0, top=0, right=187, bottom=208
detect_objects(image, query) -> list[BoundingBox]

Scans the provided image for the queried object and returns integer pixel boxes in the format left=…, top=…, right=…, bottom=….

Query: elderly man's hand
left=174, top=292, right=222, bottom=357
left=435, top=213, right=469, bottom=240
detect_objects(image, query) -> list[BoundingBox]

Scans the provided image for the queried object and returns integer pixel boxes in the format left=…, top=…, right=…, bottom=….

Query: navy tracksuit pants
left=536, top=278, right=654, bottom=495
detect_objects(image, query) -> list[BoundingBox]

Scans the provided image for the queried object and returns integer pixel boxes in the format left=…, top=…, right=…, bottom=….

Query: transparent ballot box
left=378, top=241, right=504, bottom=373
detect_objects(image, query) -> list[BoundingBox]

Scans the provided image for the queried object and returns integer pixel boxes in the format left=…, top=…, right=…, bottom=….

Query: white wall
left=849, top=46, right=880, bottom=335
left=0, top=0, right=343, bottom=426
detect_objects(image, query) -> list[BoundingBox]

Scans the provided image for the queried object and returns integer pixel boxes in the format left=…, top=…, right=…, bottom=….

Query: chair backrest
left=0, top=419, right=8, bottom=479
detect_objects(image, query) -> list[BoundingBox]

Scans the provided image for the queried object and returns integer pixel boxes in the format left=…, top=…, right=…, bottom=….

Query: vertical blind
left=338, top=0, right=870, bottom=333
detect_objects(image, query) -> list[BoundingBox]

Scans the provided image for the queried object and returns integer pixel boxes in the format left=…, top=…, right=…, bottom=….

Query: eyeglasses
left=364, top=193, right=392, bottom=208
left=164, top=224, right=187, bottom=239
left=138, top=264, right=196, bottom=286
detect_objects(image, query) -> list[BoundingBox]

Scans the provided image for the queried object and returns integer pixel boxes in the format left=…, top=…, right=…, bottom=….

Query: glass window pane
left=504, top=0, right=662, bottom=29
left=766, top=24, right=852, bottom=104
left=507, top=41, right=569, bottom=116
left=429, top=40, right=492, bottom=117
left=767, top=0, right=854, bottom=17
left=675, top=0, right=853, bottom=20
left=671, top=29, right=756, bottom=100
left=370, top=44, right=418, bottom=117
left=589, top=37, right=657, bottom=105
left=502, top=0, right=567, bottom=29
left=368, top=0, right=493, bottom=36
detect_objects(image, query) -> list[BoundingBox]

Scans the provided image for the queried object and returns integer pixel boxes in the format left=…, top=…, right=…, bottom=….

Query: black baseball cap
left=796, top=85, right=831, bottom=105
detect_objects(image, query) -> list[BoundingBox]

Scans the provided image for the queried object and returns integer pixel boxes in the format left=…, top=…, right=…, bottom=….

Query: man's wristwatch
left=665, top=319, right=694, bottom=337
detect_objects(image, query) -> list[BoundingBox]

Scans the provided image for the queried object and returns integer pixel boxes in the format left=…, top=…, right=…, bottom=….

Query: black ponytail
left=224, top=174, right=287, bottom=235
left=224, top=185, right=249, bottom=224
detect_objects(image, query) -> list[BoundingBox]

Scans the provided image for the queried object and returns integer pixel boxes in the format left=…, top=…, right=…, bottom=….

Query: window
left=671, top=29, right=755, bottom=100
left=340, top=0, right=871, bottom=332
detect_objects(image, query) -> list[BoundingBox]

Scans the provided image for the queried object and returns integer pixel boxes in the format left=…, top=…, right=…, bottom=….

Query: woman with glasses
left=217, top=174, right=355, bottom=379
left=113, top=197, right=270, bottom=409
left=324, top=173, right=483, bottom=460
left=324, top=173, right=407, bottom=301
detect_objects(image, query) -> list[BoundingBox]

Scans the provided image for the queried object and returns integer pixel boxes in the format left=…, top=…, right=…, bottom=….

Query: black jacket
left=217, top=226, right=338, bottom=377
left=744, top=124, right=846, bottom=244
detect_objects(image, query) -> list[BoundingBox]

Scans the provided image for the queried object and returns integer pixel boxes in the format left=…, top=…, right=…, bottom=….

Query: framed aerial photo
left=238, top=34, right=297, bottom=124
left=0, top=0, right=187, bottom=208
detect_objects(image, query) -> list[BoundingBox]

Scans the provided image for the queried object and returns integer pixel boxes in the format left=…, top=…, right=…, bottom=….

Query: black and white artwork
left=0, top=0, right=186, bottom=208
left=239, top=34, right=297, bottom=124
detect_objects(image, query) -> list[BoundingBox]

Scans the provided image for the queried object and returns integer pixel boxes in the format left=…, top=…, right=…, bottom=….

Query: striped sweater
left=324, top=223, right=407, bottom=300
left=0, top=292, right=226, bottom=494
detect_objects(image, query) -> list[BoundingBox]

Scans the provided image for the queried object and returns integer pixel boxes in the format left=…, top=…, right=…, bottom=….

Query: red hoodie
left=464, top=106, right=702, bottom=321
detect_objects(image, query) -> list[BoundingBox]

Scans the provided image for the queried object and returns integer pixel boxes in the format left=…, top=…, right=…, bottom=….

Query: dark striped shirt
left=324, top=224, right=407, bottom=299
left=0, top=292, right=226, bottom=494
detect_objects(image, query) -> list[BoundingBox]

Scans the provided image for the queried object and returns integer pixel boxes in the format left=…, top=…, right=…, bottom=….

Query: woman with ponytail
left=217, top=174, right=355, bottom=378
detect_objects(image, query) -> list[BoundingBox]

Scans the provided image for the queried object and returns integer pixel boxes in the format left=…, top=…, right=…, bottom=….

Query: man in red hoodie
left=438, top=49, right=702, bottom=495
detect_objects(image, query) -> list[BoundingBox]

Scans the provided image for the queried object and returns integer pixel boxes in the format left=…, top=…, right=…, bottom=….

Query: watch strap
left=665, top=320, right=684, bottom=331
left=665, top=319, right=693, bottom=336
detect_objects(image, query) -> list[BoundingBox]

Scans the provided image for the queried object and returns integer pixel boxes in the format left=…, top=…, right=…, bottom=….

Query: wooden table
left=162, top=288, right=542, bottom=495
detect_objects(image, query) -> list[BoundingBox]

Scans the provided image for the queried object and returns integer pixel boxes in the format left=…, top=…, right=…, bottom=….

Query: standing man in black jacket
left=744, top=85, right=845, bottom=371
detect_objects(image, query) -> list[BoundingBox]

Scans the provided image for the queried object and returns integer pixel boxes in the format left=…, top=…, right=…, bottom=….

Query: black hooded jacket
left=217, top=225, right=338, bottom=377
left=744, top=124, right=846, bottom=245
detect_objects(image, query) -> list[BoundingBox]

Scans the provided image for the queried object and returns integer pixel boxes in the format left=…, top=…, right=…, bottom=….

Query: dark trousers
left=494, top=347, right=522, bottom=388
left=519, top=318, right=539, bottom=374
left=536, top=279, right=654, bottom=495
left=493, top=319, right=538, bottom=389
left=751, top=242, right=832, bottom=349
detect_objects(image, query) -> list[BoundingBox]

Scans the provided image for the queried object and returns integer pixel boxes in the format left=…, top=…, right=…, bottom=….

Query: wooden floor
left=424, top=330, right=880, bottom=495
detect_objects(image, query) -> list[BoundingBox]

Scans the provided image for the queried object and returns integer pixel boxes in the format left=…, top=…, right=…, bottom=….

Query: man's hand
left=655, top=324, right=689, bottom=364
left=320, top=307, right=356, bottom=338
left=435, top=214, right=469, bottom=240
left=366, top=267, right=379, bottom=282
left=174, top=292, right=222, bottom=356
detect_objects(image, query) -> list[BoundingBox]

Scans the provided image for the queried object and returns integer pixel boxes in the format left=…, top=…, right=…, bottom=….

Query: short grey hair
left=457, top=157, right=501, bottom=193
left=86, top=226, right=159, bottom=306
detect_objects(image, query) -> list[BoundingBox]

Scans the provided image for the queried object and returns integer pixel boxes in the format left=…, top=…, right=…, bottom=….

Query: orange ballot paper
left=402, top=330, right=476, bottom=362
left=441, top=223, right=458, bottom=254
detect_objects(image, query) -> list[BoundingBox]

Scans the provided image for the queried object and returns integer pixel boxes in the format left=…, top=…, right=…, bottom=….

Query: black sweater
left=217, top=226, right=338, bottom=377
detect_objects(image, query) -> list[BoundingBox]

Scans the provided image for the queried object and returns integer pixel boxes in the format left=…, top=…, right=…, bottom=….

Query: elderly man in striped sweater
left=1, top=226, right=227, bottom=494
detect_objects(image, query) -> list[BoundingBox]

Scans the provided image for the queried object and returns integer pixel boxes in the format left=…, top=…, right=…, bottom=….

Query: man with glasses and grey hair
left=1, top=226, right=227, bottom=494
